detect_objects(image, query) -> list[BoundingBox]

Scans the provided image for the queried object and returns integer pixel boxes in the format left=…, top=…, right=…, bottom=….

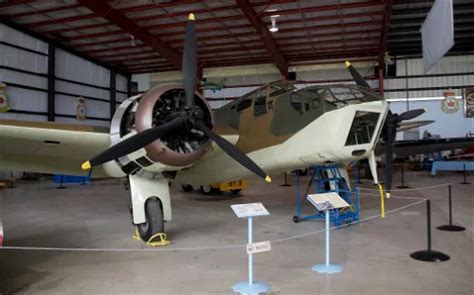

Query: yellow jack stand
left=376, top=183, right=386, bottom=218
left=133, top=229, right=171, bottom=247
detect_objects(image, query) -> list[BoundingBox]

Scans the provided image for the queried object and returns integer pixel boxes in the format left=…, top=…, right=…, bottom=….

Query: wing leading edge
left=0, top=119, right=110, bottom=177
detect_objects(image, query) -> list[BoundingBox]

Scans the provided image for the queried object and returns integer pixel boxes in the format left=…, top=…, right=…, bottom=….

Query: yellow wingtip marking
left=345, top=60, right=352, bottom=68
left=81, top=161, right=91, bottom=170
left=265, top=175, right=272, bottom=183
left=188, top=13, right=195, bottom=21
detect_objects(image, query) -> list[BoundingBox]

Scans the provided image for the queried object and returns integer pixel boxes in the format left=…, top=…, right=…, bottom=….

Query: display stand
left=307, top=192, right=349, bottom=274
left=293, top=165, right=359, bottom=226
left=280, top=172, right=291, bottom=187
left=397, top=163, right=410, bottom=189
left=312, top=209, right=343, bottom=274
left=437, top=184, right=465, bottom=232
left=6, top=171, right=16, bottom=189
left=410, top=199, right=450, bottom=262
left=56, top=175, right=67, bottom=189
left=460, top=164, right=470, bottom=185
left=0, top=192, right=3, bottom=247
left=231, top=203, right=271, bottom=295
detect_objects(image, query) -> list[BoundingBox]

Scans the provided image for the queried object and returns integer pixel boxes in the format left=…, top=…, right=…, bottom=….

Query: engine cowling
left=109, top=83, right=213, bottom=175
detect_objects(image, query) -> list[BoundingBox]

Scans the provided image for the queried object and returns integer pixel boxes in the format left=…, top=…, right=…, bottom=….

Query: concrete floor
left=0, top=171, right=472, bottom=294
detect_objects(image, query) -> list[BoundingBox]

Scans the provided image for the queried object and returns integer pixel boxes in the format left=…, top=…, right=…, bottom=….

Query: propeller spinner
left=82, top=13, right=271, bottom=183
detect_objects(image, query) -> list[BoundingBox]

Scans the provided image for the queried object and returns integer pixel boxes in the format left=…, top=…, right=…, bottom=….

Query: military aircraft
left=200, top=78, right=227, bottom=92
left=0, top=14, right=471, bottom=243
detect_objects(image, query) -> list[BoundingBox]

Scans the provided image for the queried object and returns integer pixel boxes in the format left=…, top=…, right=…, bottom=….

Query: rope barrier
left=0, top=198, right=426, bottom=253
left=358, top=182, right=451, bottom=192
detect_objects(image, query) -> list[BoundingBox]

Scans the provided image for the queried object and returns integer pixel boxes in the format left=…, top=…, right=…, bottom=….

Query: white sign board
left=231, top=203, right=270, bottom=218
left=246, top=241, right=271, bottom=254
left=421, top=0, right=454, bottom=73
left=307, top=192, right=350, bottom=211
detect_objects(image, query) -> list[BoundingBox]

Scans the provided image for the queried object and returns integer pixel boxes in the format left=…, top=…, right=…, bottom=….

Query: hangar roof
left=0, top=0, right=472, bottom=75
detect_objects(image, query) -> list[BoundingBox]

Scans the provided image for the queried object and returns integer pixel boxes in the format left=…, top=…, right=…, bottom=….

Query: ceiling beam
left=77, top=0, right=182, bottom=70
left=7, top=3, right=82, bottom=18
left=260, top=1, right=384, bottom=16
left=236, top=0, right=288, bottom=76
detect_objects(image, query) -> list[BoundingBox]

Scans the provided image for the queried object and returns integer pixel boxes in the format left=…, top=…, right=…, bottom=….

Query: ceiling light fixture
left=130, top=34, right=136, bottom=46
left=269, top=15, right=280, bottom=33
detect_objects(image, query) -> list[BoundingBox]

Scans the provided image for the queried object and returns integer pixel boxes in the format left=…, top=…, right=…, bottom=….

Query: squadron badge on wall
left=441, top=90, right=459, bottom=114
left=0, top=82, right=10, bottom=113
left=76, top=97, right=87, bottom=120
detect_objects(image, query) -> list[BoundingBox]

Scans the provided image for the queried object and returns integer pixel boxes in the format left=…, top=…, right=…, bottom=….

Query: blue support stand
left=312, top=209, right=343, bottom=274
left=293, top=164, right=359, bottom=226
left=232, top=217, right=270, bottom=295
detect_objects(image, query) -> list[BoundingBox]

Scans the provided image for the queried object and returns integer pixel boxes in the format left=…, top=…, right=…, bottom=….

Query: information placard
left=231, top=203, right=270, bottom=218
left=464, top=87, right=474, bottom=118
left=307, top=192, right=350, bottom=211
left=246, top=241, right=271, bottom=254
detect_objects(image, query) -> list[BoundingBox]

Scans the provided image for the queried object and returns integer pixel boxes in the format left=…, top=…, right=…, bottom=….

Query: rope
left=358, top=182, right=450, bottom=192
left=0, top=198, right=426, bottom=253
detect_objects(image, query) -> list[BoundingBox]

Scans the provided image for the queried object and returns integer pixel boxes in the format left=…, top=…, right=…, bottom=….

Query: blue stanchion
left=232, top=217, right=271, bottom=295
left=312, top=209, right=343, bottom=274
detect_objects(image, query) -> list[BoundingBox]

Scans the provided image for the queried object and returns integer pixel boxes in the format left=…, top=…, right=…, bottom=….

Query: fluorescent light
left=387, top=96, right=462, bottom=102
left=269, top=26, right=279, bottom=32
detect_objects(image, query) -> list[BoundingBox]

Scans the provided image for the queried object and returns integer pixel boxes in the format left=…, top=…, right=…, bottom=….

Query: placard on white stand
left=231, top=203, right=271, bottom=295
left=307, top=192, right=350, bottom=274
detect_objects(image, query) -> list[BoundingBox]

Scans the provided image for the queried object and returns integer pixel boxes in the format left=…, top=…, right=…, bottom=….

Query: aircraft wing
left=0, top=119, right=110, bottom=177
left=393, top=137, right=474, bottom=157
left=397, top=120, right=434, bottom=132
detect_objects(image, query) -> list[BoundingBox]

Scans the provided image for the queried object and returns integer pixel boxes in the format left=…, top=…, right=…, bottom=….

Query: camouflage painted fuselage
left=175, top=81, right=389, bottom=185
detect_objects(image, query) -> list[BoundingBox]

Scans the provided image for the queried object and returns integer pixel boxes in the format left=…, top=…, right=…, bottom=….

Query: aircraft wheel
left=137, top=198, right=164, bottom=241
left=230, top=189, right=241, bottom=195
left=200, top=185, right=214, bottom=195
left=293, top=216, right=300, bottom=223
left=181, top=185, right=193, bottom=192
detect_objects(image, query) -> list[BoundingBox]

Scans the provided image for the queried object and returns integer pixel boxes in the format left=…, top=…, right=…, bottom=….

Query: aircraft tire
left=200, top=185, right=213, bottom=195
left=230, top=189, right=241, bottom=195
left=138, top=197, right=164, bottom=241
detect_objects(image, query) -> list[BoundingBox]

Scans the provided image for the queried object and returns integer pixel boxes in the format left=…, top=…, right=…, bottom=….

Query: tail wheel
left=138, top=198, right=164, bottom=241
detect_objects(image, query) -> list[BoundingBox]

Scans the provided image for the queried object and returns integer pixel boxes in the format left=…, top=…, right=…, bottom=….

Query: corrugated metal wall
left=0, top=23, right=129, bottom=127
left=385, top=55, right=474, bottom=99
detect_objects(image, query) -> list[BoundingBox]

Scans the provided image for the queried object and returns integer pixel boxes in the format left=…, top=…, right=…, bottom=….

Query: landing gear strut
left=128, top=175, right=171, bottom=244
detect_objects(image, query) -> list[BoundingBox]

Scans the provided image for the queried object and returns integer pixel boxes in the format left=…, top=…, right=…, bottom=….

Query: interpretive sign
left=231, top=202, right=270, bottom=218
left=464, top=87, right=474, bottom=118
left=246, top=241, right=271, bottom=254
left=307, top=192, right=350, bottom=211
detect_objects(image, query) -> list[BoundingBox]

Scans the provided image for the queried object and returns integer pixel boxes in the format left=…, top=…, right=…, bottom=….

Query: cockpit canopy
left=290, top=84, right=382, bottom=114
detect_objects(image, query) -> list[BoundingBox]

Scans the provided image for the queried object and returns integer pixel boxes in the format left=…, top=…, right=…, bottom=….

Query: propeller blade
left=383, top=120, right=397, bottom=195
left=398, top=109, right=425, bottom=121
left=194, top=120, right=271, bottom=183
left=183, top=13, right=197, bottom=108
left=345, top=60, right=371, bottom=89
left=82, top=117, right=186, bottom=170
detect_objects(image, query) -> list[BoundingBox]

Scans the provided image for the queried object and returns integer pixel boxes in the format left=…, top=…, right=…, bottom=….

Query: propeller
left=194, top=120, right=271, bottom=182
left=345, top=60, right=425, bottom=195
left=82, top=13, right=271, bottom=183
left=81, top=117, right=185, bottom=170
left=183, top=13, right=197, bottom=108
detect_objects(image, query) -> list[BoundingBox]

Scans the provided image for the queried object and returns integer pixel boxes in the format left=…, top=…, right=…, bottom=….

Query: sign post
left=231, top=203, right=271, bottom=295
left=307, top=192, right=350, bottom=274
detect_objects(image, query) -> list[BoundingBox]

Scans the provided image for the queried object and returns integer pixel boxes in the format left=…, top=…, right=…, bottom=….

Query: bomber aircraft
left=0, top=14, right=471, bottom=243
